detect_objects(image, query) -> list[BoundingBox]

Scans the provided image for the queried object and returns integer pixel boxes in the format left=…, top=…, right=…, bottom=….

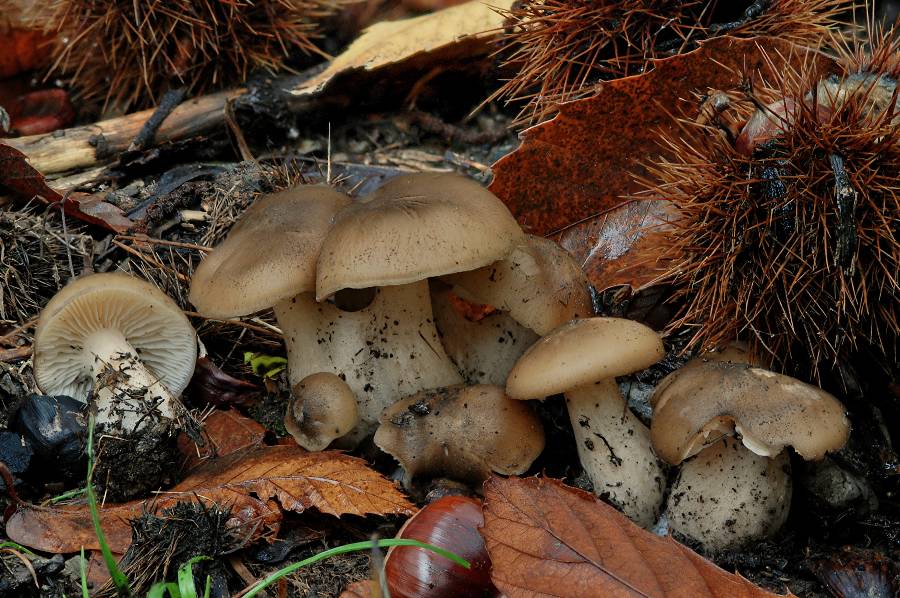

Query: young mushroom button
left=506, top=317, right=666, bottom=527
left=33, top=272, right=197, bottom=435
left=284, top=372, right=358, bottom=452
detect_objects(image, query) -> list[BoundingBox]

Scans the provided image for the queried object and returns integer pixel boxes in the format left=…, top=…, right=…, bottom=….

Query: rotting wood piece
left=4, top=89, right=239, bottom=175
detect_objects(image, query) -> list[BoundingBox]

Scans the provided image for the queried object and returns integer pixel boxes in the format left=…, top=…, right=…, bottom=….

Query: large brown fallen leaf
left=0, top=143, right=132, bottom=232
left=291, top=0, right=513, bottom=102
left=489, top=36, right=833, bottom=292
left=7, top=446, right=413, bottom=553
left=481, top=476, right=784, bottom=597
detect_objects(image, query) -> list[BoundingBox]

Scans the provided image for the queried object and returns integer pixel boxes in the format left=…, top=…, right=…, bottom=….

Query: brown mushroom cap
left=374, top=384, right=544, bottom=485
left=443, top=235, right=593, bottom=335
left=650, top=361, right=850, bottom=465
left=189, top=185, right=350, bottom=318
left=506, top=317, right=664, bottom=400
left=34, top=272, right=197, bottom=401
left=315, top=173, right=525, bottom=300
left=284, top=372, right=359, bottom=451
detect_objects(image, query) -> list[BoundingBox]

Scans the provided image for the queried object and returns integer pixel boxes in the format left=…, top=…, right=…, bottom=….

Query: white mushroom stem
left=566, top=380, right=665, bottom=527
left=665, top=437, right=792, bottom=551
left=84, top=328, right=178, bottom=433
left=275, top=281, right=463, bottom=445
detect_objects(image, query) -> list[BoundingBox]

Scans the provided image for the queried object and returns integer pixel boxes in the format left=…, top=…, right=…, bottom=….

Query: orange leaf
left=489, top=36, right=833, bottom=291
left=7, top=446, right=413, bottom=553
left=481, top=476, right=786, bottom=598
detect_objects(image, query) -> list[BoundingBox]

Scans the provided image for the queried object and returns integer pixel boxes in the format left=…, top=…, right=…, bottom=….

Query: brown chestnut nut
left=385, top=496, right=498, bottom=598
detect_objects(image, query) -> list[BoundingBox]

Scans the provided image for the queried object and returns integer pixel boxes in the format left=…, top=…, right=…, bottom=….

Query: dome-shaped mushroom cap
left=506, top=317, right=664, bottom=400
left=650, top=361, right=850, bottom=465
left=34, top=273, right=197, bottom=401
left=315, top=173, right=525, bottom=300
left=190, top=185, right=351, bottom=318
left=285, top=372, right=359, bottom=451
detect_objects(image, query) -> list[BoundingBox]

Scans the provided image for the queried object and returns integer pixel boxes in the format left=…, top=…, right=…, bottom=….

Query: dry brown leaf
left=340, top=580, right=381, bottom=598
left=291, top=0, right=512, bottom=100
left=481, top=476, right=787, bottom=598
left=177, top=408, right=266, bottom=470
left=7, top=446, right=413, bottom=553
left=0, top=143, right=132, bottom=232
left=489, top=36, right=833, bottom=292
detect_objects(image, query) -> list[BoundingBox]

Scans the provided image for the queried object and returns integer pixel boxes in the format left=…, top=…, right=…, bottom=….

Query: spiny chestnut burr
left=385, top=496, right=498, bottom=598
left=641, top=26, right=900, bottom=380
left=491, top=0, right=846, bottom=124
left=26, top=0, right=349, bottom=111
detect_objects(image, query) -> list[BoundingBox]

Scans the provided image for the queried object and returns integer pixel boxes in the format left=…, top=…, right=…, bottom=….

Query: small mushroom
left=506, top=317, right=666, bottom=526
left=651, top=361, right=850, bottom=549
left=33, top=272, right=196, bottom=435
left=315, top=172, right=525, bottom=300
left=276, top=282, right=463, bottom=443
left=665, top=437, right=792, bottom=552
left=431, top=286, right=538, bottom=385
left=442, top=235, right=593, bottom=335
left=374, top=384, right=544, bottom=485
left=284, top=372, right=359, bottom=451
left=650, top=362, right=850, bottom=463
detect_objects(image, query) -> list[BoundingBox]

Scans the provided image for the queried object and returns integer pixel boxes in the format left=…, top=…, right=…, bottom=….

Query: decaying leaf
left=489, top=36, right=833, bottom=291
left=291, top=0, right=513, bottom=102
left=177, top=408, right=266, bottom=470
left=481, top=476, right=784, bottom=597
left=7, top=446, right=413, bottom=553
left=0, top=143, right=132, bottom=232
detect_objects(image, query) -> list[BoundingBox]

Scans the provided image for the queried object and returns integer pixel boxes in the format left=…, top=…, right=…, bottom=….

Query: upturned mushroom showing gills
left=506, top=317, right=666, bottom=527
left=33, top=272, right=197, bottom=436
left=374, top=384, right=544, bottom=486
left=651, top=361, right=850, bottom=550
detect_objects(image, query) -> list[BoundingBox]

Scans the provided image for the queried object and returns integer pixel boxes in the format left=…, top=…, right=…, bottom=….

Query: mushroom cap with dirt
left=315, top=172, right=526, bottom=300
left=284, top=372, right=359, bottom=451
left=374, top=384, right=545, bottom=486
left=33, top=272, right=197, bottom=434
left=506, top=317, right=666, bottom=527
left=189, top=185, right=351, bottom=319
left=650, top=361, right=850, bottom=464
left=442, top=235, right=593, bottom=335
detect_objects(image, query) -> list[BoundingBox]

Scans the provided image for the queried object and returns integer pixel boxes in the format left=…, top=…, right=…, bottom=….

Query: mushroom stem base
left=85, top=328, right=180, bottom=435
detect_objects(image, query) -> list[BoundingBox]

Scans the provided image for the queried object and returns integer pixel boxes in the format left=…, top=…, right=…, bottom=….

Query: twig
left=114, top=235, right=212, bottom=252
left=0, top=317, right=38, bottom=347
left=0, top=345, right=32, bottom=363
left=127, top=88, right=187, bottom=152
left=183, top=311, right=282, bottom=337
left=110, top=240, right=191, bottom=283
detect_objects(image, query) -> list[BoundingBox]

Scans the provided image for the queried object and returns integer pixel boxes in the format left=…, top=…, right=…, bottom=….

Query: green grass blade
left=177, top=556, right=211, bottom=598
left=242, top=539, right=469, bottom=597
left=79, top=547, right=90, bottom=598
left=0, top=541, right=35, bottom=555
left=86, top=415, right=132, bottom=597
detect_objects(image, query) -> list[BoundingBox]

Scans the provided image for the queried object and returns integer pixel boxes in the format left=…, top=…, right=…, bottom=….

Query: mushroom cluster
left=189, top=173, right=598, bottom=482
